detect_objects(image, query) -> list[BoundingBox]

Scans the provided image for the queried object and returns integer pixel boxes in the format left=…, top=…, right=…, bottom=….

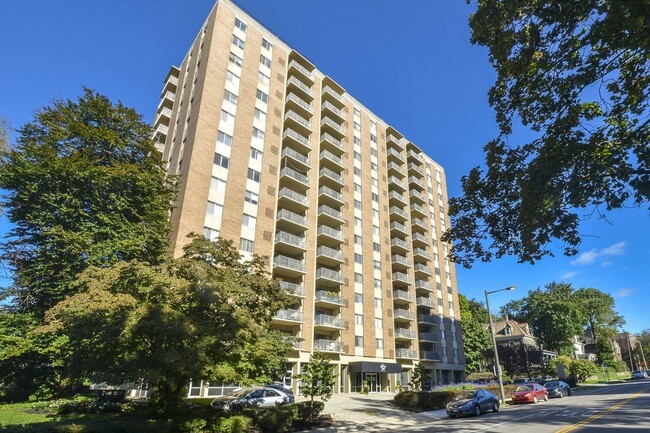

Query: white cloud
left=615, top=288, right=636, bottom=298
left=570, top=241, right=627, bottom=266
left=560, top=271, right=579, bottom=279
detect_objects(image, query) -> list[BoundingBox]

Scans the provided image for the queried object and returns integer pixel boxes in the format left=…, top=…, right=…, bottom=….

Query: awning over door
left=348, top=361, right=402, bottom=373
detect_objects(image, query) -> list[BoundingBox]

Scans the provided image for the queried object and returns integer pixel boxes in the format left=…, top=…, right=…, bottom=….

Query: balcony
left=321, top=100, right=344, bottom=122
left=392, top=272, right=412, bottom=286
left=390, top=237, right=410, bottom=253
left=388, top=191, right=408, bottom=206
left=396, top=348, right=417, bottom=359
left=407, top=149, right=422, bottom=162
left=321, top=116, right=344, bottom=138
left=320, top=132, right=344, bottom=153
left=318, top=205, right=344, bottom=225
left=275, top=231, right=307, bottom=253
left=319, top=167, right=345, bottom=188
left=420, top=351, right=441, bottom=361
left=393, top=289, right=413, bottom=302
left=280, top=166, right=310, bottom=190
left=387, top=147, right=405, bottom=163
left=314, top=314, right=346, bottom=329
left=317, top=225, right=344, bottom=244
left=283, top=128, right=311, bottom=153
left=417, top=314, right=437, bottom=325
left=284, top=109, right=312, bottom=134
left=414, top=264, right=433, bottom=276
left=389, top=206, right=408, bottom=221
left=409, top=175, right=425, bottom=190
left=388, top=176, right=406, bottom=191
left=408, top=162, right=424, bottom=176
left=419, top=332, right=439, bottom=343
left=279, top=280, right=306, bottom=298
left=390, top=221, right=409, bottom=237
left=273, top=255, right=306, bottom=277
left=409, top=189, right=426, bottom=204
left=287, top=75, right=313, bottom=98
left=412, top=232, right=429, bottom=247
left=415, top=279, right=434, bottom=292
left=322, top=85, right=344, bottom=107
left=285, top=92, right=313, bottom=117
left=391, top=254, right=411, bottom=269
left=315, top=290, right=346, bottom=306
left=416, top=296, right=435, bottom=308
left=288, top=59, right=315, bottom=83
left=395, top=328, right=417, bottom=339
left=319, top=149, right=344, bottom=170
left=386, top=133, right=402, bottom=148
left=316, top=245, right=344, bottom=265
left=318, top=185, right=345, bottom=207
left=159, top=90, right=175, bottom=110
left=316, top=267, right=344, bottom=286
left=412, top=247, right=431, bottom=260
left=314, top=339, right=345, bottom=353
left=394, top=308, right=415, bottom=320
left=411, top=203, right=427, bottom=218
left=273, top=308, right=304, bottom=324
left=387, top=161, right=403, bottom=176
left=278, top=187, right=309, bottom=212
left=411, top=218, right=429, bottom=232
left=281, top=147, right=310, bottom=171
left=276, top=209, right=308, bottom=230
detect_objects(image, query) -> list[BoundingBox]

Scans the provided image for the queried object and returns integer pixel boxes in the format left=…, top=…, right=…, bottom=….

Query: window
left=252, top=127, right=265, bottom=140
left=242, top=213, right=256, bottom=227
left=203, top=227, right=220, bottom=241
left=354, top=273, right=363, bottom=283
left=370, top=120, right=376, bottom=129
left=373, top=225, right=380, bottom=235
left=244, top=190, right=259, bottom=205
left=370, top=134, right=377, bottom=143
left=375, top=318, right=383, bottom=328
left=210, top=176, right=227, bottom=193
left=448, top=301, right=454, bottom=310
left=355, top=293, right=363, bottom=303
left=353, top=107, right=361, bottom=117
left=262, top=38, right=273, bottom=50
left=355, top=217, right=362, bottom=228
left=217, top=131, right=232, bottom=147
left=250, top=147, right=263, bottom=160
left=355, top=314, right=363, bottom=325
left=354, top=200, right=362, bottom=210
left=354, top=253, right=363, bottom=264
left=247, top=168, right=261, bottom=182
left=206, top=201, right=223, bottom=217
left=355, top=336, right=364, bottom=347
left=374, top=297, right=382, bottom=308
left=256, top=89, right=268, bottom=104
left=254, top=108, right=266, bottom=122
left=221, top=109, right=234, bottom=123
left=354, top=235, right=362, bottom=245
left=354, top=137, right=361, bottom=146
left=354, top=167, right=362, bottom=176
left=373, top=278, right=381, bottom=289
left=371, top=162, right=378, bottom=171
left=372, top=209, right=379, bottom=219
left=226, top=70, right=240, bottom=86
left=353, top=122, right=360, bottom=132
left=231, top=34, right=245, bottom=49
left=376, top=338, right=384, bottom=349
left=442, top=347, right=448, bottom=357
left=354, top=151, right=361, bottom=161
left=228, top=52, right=243, bottom=67
left=223, top=89, right=238, bottom=105
left=239, top=238, right=254, bottom=253
left=260, top=54, right=272, bottom=68
left=214, top=153, right=229, bottom=169
left=438, top=297, right=443, bottom=306
left=354, top=183, right=362, bottom=193
left=234, top=18, right=247, bottom=32
left=372, top=193, right=379, bottom=202
left=371, top=148, right=378, bottom=157
left=373, top=260, right=381, bottom=270
left=371, top=177, right=378, bottom=187
left=257, top=72, right=270, bottom=87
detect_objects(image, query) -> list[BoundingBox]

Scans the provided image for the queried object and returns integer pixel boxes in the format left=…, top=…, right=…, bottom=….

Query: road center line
left=554, top=387, right=648, bottom=433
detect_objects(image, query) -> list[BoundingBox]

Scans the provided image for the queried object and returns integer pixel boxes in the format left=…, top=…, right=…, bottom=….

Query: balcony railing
left=287, top=76, right=313, bottom=96
left=392, top=272, right=412, bottom=285
left=396, top=348, right=417, bottom=359
left=393, top=289, right=413, bottom=302
left=283, top=128, right=311, bottom=148
left=278, top=187, right=309, bottom=206
left=322, top=86, right=343, bottom=103
left=319, top=149, right=344, bottom=167
left=420, top=351, right=441, bottom=361
left=276, top=209, right=307, bottom=227
left=389, top=206, right=408, bottom=219
left=288, top=59, right=314, bottom=81
left=394, top=308, right=415, bottom=320
left=391, top=237, right=410, bottom=250
left=319, top=167, right=344, bottom=184
left=314, top=314, right=345, bottom=329
left=417, top=314, right=436, bottom=325
left=321, top=133, right=343, bottom=150
left=285, top=110, right=312, bottom=129
left=388, top=176, right=405, bottom=189
left=415, top=280, right=434, bottom=291
left=318, top=205, right=344, bottom=221
left=414, top=264, right=433, bottom=275
left=318, top=186, right=344, bottom=202
left=321, top=100, right=343, bottom=117
left=412, top=248, right=431, bottom=259
left=274, top=309, right=304, bottom=322
left=286, top=92, right=313, bottom=113
left=315, top=290, right=345, bottom=305
left=387, top=161, right=403, bottom=172
left=281, top=147, right=310, bottom=166
left=316, top=267, right=344, bottom=283
left=321, top=117, right=344, bottom=134
left=387, top=147, right=404, bottom=161
left=388, top=191, right=408, bottom=204
left=314, top=339, right=344, bottom=352
left=416, top=296, right=435, bottom=308
left=419, top=332, right=439, bottom=342
left=273, top=255, right=306, bottom=272
left=317, top=245, right=343, bottom=262
left=395, top=328, right=417, bottom=339
left=412, top=232, right=429, bottom=244
left=317, top=225, right=344, bottom=241
left=280, top=166, right=309, bottom=186
left=391, top=255, right=411, bottom=267
left=279, top=281, right=306, bottom=297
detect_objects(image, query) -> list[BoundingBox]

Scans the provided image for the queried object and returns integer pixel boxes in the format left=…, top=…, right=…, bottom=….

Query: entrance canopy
left=348, top=361, right=402, bottom=373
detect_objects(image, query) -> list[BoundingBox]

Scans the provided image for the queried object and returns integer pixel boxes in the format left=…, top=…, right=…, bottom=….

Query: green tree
left=42, top=236, right=291, bottom=415
left=296, top=351, right=336, bottom=415
left=595, top=338, right=616, bottom=368
left=570, top=359, right=600, bottom=383
left=498, top=299, right=527, bottom=322
left=444, top=1, right=650, bottom=267
left=409, top=362, right=431, bottom=391
left=459, top=294, right=492, bottom=374
left=520, top=283, right=584, bottom=355
left=637, top=329, right=650, bottom=369
left=574, top=288, right=625, bottom=343
left=0, top=88, right=176, bottom=316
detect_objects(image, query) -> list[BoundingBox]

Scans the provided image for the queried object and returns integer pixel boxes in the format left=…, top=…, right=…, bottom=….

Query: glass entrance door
left=365, top=373, right=381, bottom=392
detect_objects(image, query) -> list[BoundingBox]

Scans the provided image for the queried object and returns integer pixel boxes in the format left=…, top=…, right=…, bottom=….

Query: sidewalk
left=301, top=393, right=447, bottom=432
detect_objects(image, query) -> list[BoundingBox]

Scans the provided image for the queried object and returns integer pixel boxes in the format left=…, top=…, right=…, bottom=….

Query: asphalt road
left=400, top=380, right=650, bottom=433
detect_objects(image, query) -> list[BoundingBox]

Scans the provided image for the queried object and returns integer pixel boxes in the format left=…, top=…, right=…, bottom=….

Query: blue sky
left=1, top=1, right=648, bottom=333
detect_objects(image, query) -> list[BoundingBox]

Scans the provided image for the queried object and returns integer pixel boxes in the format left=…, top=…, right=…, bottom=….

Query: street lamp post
left=485, top=286, right=516, bottom=405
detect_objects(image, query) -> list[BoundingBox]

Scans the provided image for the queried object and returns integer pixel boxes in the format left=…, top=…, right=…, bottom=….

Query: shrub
left=393, top=391, right=456, bottom=412
left=181, top=418, right=207, bottom=433
left=213, top=416, right=253, bottom=433
left=296, top=401, right=324, bottom=421
left=256, top=405, right=298, bottom=433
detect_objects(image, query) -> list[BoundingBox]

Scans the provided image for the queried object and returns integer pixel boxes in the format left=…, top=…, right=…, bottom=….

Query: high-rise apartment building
left=153, top=0, right=465, bottom=396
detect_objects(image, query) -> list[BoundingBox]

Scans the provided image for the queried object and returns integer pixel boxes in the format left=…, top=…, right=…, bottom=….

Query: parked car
left=631, top=370, right=648, bottom=380
left=511, top=383, right=548, bottom=404
left=446, top=389, right=500, bottom=418
left=266, top=382, right=294, bottom=395
left=544, top=380, right=572, bottom=398
left=210, top=387, right=294, bottom=411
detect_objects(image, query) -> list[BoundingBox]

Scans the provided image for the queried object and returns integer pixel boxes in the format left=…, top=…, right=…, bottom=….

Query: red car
left=511, top=383, right=548, bottom=404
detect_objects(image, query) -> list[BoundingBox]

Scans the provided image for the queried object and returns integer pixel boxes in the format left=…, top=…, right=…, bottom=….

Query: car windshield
left=516, top=385, right=534, bottom=392
left=230, top=388, right=254, bottom=397
left=545, top=381, right=559, bottom=388
left=454, top=391, right=477, bottom=400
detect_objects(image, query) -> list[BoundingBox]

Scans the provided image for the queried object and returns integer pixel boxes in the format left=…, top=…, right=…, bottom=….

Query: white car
left=631, top=370, right=648, bottom=379
left=210, top=387, right=294, bottom=411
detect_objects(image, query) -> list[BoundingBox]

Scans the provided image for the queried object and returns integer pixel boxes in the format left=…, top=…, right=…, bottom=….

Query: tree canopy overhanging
left=444, top=0, right=650, bottom=267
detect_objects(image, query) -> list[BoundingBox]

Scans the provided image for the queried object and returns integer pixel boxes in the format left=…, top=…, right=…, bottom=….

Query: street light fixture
left=485, top=285, right=516, bottom=405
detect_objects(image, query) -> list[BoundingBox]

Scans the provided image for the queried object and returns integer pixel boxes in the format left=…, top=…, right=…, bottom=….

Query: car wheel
left=449, top=414, right=457, bottom=418
left=544, top=393, right=548, bottom=401
left=559, top=390, right=564, bottom=398
left=533, top=396, right=538, bottom=404
left=475, top=404, right=481, bottom=416
left=493, top=401, right=500, bottom=413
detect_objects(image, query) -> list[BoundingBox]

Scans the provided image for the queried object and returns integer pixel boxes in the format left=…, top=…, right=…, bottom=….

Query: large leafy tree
left=445, top=1, right=650, bottom=267
left=42, top=236, right=292, bottom=414
left=574, top=288, right=625, bottom=343
left=459, top=294, right=492, bottom=374
left=0, top=88, right=176, bottom=316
